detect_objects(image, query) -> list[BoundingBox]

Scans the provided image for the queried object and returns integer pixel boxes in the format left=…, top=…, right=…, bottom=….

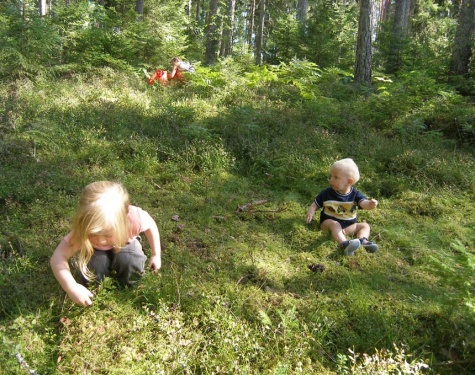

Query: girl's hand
left=148, top=254, right=161, bottom=272
left=67, top=283, right=94, bottom=307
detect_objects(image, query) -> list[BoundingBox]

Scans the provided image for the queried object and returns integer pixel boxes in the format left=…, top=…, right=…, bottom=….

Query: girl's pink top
left=64, top=205, right=155, bottom=250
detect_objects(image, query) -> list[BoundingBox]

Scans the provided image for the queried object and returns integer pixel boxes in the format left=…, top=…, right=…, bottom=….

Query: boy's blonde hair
left=70, top=181, right=130, bottom=280
left=331, top=158, right=360, bottom=183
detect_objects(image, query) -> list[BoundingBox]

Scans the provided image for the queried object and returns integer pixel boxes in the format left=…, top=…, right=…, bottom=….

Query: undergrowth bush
left=337, top=344, right=430, bottom=374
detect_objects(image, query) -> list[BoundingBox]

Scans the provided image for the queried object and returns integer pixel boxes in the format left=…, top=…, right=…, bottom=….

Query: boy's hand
left=363, top=199, right=378, bottom=210
left=306, top=203, right=317, bottom=223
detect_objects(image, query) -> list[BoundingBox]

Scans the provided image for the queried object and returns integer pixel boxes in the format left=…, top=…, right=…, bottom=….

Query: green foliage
left=305, top=1, right=359, bottom=69
left=266, top=14, right=306, bottom=64
left=429, top=240, right=475, bottom=311
left=350, top=70, right=475, bottom=145
left=374, top=0, right=456, bottom=76
left=0, top=0, right=189, bottom=78
left=336, top=344, right=430, bottom=374
left=0, top=3, right=63, bottom=78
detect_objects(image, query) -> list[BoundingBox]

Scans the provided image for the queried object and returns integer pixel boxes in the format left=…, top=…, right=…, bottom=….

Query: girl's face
left=329, top=167, right=353, bottom=194
left=89, top=233, right=116, bottom=249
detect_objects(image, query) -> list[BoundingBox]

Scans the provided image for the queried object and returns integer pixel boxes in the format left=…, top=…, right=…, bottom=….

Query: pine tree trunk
left=296, top=0, right=308, bottom=27
left=205, top=0, right=220, bottom=64
left=135, top=0, right=144, bottom=20
left=220, top=0, right=236, bottom=57
left=247, top=0, right=256, bottom=52
left=255, top=0, right=266, bottom=64
left=450, top=0, right=475, bottom=76
left=196, top=0, right=201, bottom=21
left=39, top=0, right=47, bottom=15
left=187, top=0, right=192, bottom=18
left=387, top=0, right=411, bottom=74
left=354, top=0, right=373, bottom=84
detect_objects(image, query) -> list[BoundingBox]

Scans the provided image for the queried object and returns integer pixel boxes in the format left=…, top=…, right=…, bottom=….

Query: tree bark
left=255, top=0, right=266, bottom=64
left=387, top=0, right=411, bottom=74
left=39, top=0, right=47, bottom=15
left=205, top=0, right=220, bottom=64
left=354, top=0, right=373, bottom=84
left=187, top=0, right=192, bottom=18
left=220, top=0, right=236, bottom=57
left=247, top=0, right=256, bottom=52
left=135, top=0, right=144, bottom=20
left=296, top=0, right=308, bottom=27
left=196, top=0, right=201, bottom=21
left=450, top=0, right=475, bottom=75
left=379, top=0, right=391, bottom=23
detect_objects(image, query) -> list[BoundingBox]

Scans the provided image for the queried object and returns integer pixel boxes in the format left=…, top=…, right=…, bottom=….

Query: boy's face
left=329, top=167, right=353, bottom=194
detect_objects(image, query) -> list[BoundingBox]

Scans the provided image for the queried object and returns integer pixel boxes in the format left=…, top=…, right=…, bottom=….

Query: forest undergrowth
left=0, top=63, right=474, bottom=374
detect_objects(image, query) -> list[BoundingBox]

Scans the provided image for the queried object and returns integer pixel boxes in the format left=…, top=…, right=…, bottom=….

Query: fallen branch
left=248, top=207, right=286, bottom=214
left=434, top=359, right=475, bottom=367
left=15, top=353, right=38, bottom=375
left=236, top=200, right=268, bottom=213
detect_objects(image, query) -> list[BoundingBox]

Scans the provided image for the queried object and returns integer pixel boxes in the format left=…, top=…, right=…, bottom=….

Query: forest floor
left=1, top=66, right=474, bottom=374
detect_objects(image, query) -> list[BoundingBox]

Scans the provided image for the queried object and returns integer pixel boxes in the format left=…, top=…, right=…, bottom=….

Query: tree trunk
left=450, top=0, right=475, bottom=76
left=296, top=0, right=308, bottom=27
left=247, top=0, right=256, bottom=52
left=135, top=0, right=144, bottom=20
left=354, top=0, right=373, bottom=85
left=196, top=0, right=201, bottom=21
left=187, top=0, right=192, bottom=18
left=255, top=0, right=266, bottom=64
left=220, top=0, right=236, bottom=57
left=205, top=0, right=220, bottom=64
left=379, top=0, right=391, bottom=23
left=39, top=0, right=47, bottom=15
left=386, top=0, right=411, bottom=74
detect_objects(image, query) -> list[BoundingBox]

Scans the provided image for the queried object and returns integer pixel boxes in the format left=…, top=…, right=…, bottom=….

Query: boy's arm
left=360, top=198, right=378, bottom=210
left=50, top=239, right=93, bottom=306
left=143, top=220, right=162, bottom=271
left=306, top=202, right=318, bottom=223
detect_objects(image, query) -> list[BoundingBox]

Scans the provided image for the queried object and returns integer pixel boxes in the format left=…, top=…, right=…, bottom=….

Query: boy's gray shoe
left=363, top=241, right=378, bottom=253
left=341, top=239, right=361, bottom=256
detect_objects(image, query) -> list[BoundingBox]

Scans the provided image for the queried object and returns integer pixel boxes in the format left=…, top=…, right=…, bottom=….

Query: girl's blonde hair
left=70, top=181, right=130, bottom=280
left=332, top=158, right=360, bottom=183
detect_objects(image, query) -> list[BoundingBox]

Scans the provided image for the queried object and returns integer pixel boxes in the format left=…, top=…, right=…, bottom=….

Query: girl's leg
left=82, top=250, right=113, bottom=284
left=111, top=237, right=147, bottom=285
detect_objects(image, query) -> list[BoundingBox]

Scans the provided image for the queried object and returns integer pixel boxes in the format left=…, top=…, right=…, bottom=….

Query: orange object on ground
left=148, top=69, right=185, bottom=86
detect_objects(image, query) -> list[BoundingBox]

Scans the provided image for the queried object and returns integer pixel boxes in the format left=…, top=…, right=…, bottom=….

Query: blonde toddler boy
left=306, top=158, right=378, bottom=255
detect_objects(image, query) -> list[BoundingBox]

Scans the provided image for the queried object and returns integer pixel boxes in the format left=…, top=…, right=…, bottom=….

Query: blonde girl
left=51, top=181, right=161, bottom=306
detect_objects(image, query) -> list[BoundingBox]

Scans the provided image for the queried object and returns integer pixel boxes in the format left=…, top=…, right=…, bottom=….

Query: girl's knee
left=112, top=240, right=147, bottom=279
left=114, top=249, right=146, bottom=271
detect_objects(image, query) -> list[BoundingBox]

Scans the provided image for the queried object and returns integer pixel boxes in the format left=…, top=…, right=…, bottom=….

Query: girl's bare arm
left=50, top=240, right=93, bottom=306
